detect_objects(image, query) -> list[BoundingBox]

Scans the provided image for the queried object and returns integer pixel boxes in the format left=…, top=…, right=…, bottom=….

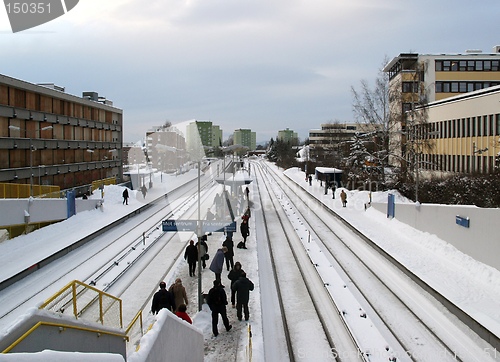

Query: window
left=435, top=61, right=442, bottom=71
left=467, top=60, right=475, bottom=71
left=484, top=60, right=491, bottom=70
left=459, top=82, right=467, bottom=92
left=496, top=114, right=500, bottom=136
left=476, top=61, right=483, bottom=71
left=451, top=82, right=459, bottom=92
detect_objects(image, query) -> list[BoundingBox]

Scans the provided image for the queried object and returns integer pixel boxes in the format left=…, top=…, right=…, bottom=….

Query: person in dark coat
left=122, top=188, right=129, bottom=205
left=210, top=247, right=226, bottom=284
left=239, top=219, right=249, bottom=249
left=227, top=261, right=244, bottom=308
left=184, top=240, right=198, bottom=277
left=222, top=237, right=234, bottom=271
left=340, top=190, right=347, bottom=207
left=207, top=280, right=232, bottom=336
left=151, top=281, right=175, bottom=314
left=232, top=271, right=254, bottom=321
left=196, top=236, right=209, bottom=269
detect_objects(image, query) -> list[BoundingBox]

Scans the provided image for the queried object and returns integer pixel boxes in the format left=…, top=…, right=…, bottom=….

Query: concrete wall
left=371, top=201, right=500, bottom=270
left=128, top=310, right=204, bottom=362
left=0, top=198, right=101, bottom=227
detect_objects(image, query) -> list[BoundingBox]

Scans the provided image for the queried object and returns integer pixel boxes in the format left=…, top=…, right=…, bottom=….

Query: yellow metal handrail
left=39, top=280, right=123, bottom=329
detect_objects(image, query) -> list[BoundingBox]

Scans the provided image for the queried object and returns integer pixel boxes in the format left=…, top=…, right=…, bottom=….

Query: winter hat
left=213, top=280, right=220, bottom=286
left=159, top=281, right=166, bottom=289
left=234, top=262, right=242, bottom=269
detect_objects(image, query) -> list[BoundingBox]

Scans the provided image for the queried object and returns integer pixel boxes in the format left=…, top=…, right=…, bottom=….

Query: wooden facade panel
left=0, top=149, right=8, bottom=168
left=26, top=91, right=37, bottom=110
left=0, top=85, right=8, bottom=106
left=40, top=95, right=52, bottom=113
left=0, top=117, right=8, bottom=137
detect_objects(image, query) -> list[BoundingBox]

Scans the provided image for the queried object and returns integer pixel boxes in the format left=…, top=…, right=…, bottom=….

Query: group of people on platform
left=152, top=186, right=255, bottom=336
left=151, top=279, right=192, bottom=324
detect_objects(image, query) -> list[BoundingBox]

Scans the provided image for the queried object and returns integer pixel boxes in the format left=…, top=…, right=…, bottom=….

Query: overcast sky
left=1, top=0, right=499, bottom=143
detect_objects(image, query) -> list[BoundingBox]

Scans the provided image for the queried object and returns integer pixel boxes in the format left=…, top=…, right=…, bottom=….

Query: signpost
left=162, top=219, right=236, bottom=233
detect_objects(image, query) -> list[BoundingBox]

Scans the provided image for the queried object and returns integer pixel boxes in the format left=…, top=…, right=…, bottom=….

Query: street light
left=9, top=125, right=53, bottom=197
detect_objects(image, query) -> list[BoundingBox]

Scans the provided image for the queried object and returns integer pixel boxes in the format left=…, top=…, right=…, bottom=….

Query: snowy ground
left=1, top=160, right=500, bottom=361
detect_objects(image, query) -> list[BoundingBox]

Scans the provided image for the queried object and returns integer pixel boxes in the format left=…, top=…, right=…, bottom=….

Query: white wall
left=0, top=199, right=101, bottom=226
left=128, top=310, right=204, bottom=362
left=371, top=201, right=500, bottom=270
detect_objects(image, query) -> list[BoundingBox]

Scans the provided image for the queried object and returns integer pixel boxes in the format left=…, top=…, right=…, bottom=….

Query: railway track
left=254, top=159, right=499, bottom=361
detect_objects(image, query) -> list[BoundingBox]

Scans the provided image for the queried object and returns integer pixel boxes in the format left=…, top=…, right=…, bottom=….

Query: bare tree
left=351, top=58, right=398, bottom=176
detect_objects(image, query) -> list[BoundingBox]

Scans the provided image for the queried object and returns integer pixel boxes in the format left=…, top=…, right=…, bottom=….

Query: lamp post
left=9, top=125, right=53, bottom=197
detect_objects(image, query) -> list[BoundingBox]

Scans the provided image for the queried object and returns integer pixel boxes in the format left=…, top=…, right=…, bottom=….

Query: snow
left=1, top=161, right=500, bottom=361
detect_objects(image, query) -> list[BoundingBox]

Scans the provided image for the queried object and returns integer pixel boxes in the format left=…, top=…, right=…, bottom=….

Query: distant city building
left=0, top=73, right=123, bottom=195
left=308, top=123, right=380, bottom=165
left=145, top=126, right=186, bottom=173
left=186, top=120, right=222, bottom=158
left=277, top=128, right=298, bottom=143
left=233, top=129, right=256, bottom=151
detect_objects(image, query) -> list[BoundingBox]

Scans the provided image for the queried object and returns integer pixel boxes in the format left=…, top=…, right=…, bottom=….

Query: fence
left=0, top=183, right=60, bottom=199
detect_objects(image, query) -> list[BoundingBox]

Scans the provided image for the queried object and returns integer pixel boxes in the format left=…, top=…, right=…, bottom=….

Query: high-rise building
left=233, top=129, right=256, bottom=151
left=186, top=120, right=223, bottom=158
left=277, top=128, right=298, bottom=143
left=0, top=74, right=123, bottom=196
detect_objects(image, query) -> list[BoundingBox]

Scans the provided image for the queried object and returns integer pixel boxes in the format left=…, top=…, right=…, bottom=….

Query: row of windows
left=411, top=114, right=500, bottom=139
left=435, top=59, right=500, bottom=72
left=420, top=153, right=495, bottom=174
left=435, top=81, right=500, bottom=93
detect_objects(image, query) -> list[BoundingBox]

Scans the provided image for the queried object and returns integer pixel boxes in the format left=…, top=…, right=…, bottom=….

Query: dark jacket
left=184, top=244, right=198, bottom=263
left=122, top=189, right=129, bottom=198
left=240, top=220, right=249, bottom=238
left=222, top=238, right=234, bottom=257
left=232, top=276, right=254, bottom=304
left=151, top=288, right=176, bottom=314
left=228, top=263, right=244, bottom=287
left=207, top=285, right=228, bottom=311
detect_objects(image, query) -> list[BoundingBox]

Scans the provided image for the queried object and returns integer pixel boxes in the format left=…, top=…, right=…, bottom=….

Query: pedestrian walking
left=210, top=247, right=226, bottom=284
left=245, top=186, right=250, bottom=200
left=308, top=175, right=312, bottom=186
left=151, top=281, right=176, bottom=314
left=239, top=219, right=249, bottom=249
left=232, top=271, right=254, bottom=321
left=196, top=236, right=209, bottom=269
left=122, top=188, right=129, bottom=205
left=340, top=190, right=347, bottom=207
left=184, top=240, right=198, bottom=277
left=141, top=184, right=147, bottom=199
left=207, top=280, right=232, bottom=337
left=175, top=304, right=192, bottom=324
left=227, top=261, right=244, bottom=308
left=169, top=278, right=189, bottom=311
left=222, top=237, right=234, bottom=271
